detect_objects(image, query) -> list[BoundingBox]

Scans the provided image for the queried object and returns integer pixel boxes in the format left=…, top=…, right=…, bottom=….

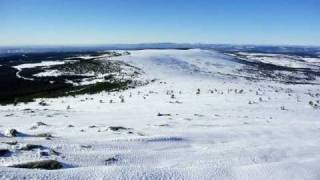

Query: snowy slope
left=1, top=49, right=320, bottom=180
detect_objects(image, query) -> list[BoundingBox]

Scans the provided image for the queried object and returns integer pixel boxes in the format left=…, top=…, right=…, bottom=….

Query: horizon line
left=0, top=42, right=319, bottom=48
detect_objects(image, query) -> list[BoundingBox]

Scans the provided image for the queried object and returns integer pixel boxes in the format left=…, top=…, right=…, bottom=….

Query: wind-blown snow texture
left=1, top=49, right=320, bottom=179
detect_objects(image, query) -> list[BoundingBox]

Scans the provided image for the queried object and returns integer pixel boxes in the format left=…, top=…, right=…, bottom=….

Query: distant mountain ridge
left=0, top=43, right=319, bottom=56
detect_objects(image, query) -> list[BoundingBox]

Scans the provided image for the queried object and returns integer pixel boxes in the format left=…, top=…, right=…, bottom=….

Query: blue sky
left=0, top=0, right=319, bottom=46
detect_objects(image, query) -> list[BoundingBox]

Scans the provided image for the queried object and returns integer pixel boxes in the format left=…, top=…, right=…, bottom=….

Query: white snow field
left=1, top=49, right=320, bottom=179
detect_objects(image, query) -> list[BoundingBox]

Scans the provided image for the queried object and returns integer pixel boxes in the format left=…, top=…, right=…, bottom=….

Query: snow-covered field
left=1, top=49, right=320, bottom=179
left=235, top=52, right=320, bottom=70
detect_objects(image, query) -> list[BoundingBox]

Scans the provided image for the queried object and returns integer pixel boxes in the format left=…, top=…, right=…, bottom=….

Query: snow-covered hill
left=1, top=49, right=320, bottom=179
